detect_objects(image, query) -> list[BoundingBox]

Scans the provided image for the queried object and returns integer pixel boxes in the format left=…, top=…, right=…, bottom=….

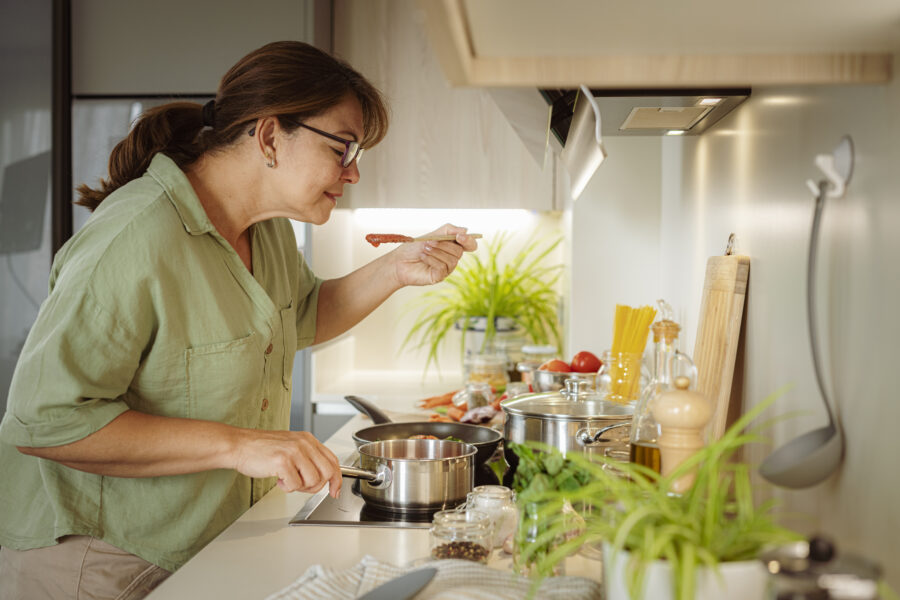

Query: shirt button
left=261, top=398, right=269, bottom=411
left=265, top=343, right=273, bottom=355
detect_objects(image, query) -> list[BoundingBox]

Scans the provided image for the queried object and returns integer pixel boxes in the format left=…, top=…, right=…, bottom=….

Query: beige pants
left=0, top=536, right=170, bottom=600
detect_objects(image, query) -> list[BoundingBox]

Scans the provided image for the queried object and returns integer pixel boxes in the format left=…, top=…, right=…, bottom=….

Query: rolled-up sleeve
left=0, top=288, right=140, bottom=448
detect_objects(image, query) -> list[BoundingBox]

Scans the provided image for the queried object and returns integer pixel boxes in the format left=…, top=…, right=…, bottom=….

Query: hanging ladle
left=759, top=136, right=853, bottom=489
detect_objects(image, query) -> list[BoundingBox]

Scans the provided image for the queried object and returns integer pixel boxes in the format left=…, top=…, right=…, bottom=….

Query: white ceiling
left=462, top=0, right=900, bottom=57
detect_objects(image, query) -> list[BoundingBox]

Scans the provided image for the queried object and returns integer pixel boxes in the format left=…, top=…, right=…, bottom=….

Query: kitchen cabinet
left=71, top=0, right=324, bottom=95
left=417, top=0, right=896, bottom=88
left=333, top=0, right=556, bottom=210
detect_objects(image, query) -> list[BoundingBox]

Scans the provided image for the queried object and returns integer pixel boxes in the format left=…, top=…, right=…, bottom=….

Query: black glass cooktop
left=289, top=463, right=500, bottom=528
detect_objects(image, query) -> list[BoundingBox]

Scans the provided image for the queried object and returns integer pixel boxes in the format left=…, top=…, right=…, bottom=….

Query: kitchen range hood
left=488, top=86, right=750, bottom=199
left=489, top=86, right=750, bottom=162
left=545, top=87, right=750, bottom=144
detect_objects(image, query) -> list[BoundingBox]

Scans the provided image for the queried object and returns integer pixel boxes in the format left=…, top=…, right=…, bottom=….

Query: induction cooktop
left=288, top=458, right=500, bottom=528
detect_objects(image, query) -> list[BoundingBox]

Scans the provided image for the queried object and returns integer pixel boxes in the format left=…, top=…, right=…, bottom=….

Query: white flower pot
left=602, top=543, right=768, bottom=600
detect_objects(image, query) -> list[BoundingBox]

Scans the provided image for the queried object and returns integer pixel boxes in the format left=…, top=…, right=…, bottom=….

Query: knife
left=357, top=566, right=437, bottom=600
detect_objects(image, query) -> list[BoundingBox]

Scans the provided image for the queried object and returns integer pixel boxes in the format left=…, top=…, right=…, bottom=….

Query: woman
left=0, top=41, right=477, bottom=599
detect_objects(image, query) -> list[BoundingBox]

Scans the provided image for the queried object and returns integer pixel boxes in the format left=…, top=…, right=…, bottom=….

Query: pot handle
left=344, top=395, right=393, bottom=424
left=339, top=463, right=392, bottom=489
left=576, top=422, right=630, bottom=446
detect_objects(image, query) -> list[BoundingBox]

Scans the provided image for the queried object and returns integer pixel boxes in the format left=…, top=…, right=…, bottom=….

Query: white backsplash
left=309, top=208, right=564, bottom=396
left=567, top=70, right=900, bottom=588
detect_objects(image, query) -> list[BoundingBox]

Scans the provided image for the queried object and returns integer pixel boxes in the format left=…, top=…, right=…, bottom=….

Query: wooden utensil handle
left=413, top=233, right=483, bottom=241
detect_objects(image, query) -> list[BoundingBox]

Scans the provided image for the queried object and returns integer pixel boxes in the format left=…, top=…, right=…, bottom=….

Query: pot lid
left=501, top=392, right=634, bottom=421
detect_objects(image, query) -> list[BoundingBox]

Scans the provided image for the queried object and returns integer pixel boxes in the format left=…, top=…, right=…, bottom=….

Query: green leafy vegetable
left=512, top=389, right=804, bottom=599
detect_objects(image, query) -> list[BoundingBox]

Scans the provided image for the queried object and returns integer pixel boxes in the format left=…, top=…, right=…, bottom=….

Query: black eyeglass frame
left=248, top=119, right=363, bottom=168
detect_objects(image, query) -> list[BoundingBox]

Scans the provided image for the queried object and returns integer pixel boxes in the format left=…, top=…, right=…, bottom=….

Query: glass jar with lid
left=465, top=485, right=518, bottom=547
left=430, top=509, right=492, bottom=563
left=465, top=352, right=509, bottom=391
left=452, top=381, right=494, bottom=409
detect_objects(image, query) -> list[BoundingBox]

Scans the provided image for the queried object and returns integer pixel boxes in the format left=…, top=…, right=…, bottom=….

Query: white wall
left=567, top=137, right=663, bottom=359
left=310, top=208, right=564, bottom=393
left=569, top=63, right=900, bottom=586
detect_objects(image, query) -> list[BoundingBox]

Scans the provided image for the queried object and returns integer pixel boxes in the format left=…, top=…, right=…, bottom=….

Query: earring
left=266, top=153, right=275, bottom=168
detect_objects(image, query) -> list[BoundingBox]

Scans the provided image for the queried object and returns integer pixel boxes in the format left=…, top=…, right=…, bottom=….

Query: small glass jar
left=452, top=381, right=494, bottom=409
left=430, top=509, right=492, bottom=563
left=465, top=352, right=509, bottom=391
left=504, top=381, right=531, bottom=400
left=465, top=485, right=518, bottom=547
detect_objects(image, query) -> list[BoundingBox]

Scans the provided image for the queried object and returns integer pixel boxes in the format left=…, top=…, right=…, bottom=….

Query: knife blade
left=357, top=566, right=437, bottom=600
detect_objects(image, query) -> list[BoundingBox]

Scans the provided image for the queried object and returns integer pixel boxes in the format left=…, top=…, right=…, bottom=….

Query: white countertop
left=312, top=369, right=464, bottom=414
left=146, top=411, right=602, bottom=599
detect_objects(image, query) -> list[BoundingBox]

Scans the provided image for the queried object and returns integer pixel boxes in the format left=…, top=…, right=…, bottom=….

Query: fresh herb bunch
left=402, top=232, right=563, bottom=373
left=508, top=443, right=592, bottom=577
left=513, top=390, right=803, bottom=599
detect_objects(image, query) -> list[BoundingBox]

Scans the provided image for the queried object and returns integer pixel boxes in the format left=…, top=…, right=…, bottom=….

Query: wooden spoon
left=413, top=233, right=482, bottom=242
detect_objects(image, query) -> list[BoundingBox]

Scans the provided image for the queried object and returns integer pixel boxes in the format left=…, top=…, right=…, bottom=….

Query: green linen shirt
left=0, top=153, right=322, bottom=572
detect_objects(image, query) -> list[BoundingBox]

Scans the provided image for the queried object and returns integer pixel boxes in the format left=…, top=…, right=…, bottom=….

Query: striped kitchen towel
left=264, top=555, right=602, bottom=600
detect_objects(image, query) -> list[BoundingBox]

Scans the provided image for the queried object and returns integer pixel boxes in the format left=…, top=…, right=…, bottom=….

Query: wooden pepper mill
left=651, top=375, right=713, bottom=493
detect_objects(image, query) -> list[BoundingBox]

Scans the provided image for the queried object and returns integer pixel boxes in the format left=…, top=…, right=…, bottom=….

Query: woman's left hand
left=392, top=223, right=478, bottom=286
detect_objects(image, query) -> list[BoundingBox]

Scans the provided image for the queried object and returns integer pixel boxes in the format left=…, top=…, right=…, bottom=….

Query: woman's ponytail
left=75, top=102, right=206, bottom=211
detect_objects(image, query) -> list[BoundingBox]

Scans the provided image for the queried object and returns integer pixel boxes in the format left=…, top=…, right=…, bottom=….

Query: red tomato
left=538, top=359, right=572, bottom=373
left=570, top=351, right=602, bottom=373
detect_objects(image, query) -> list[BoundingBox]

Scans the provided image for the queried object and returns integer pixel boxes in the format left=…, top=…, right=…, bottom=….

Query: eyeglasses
left=248, top=119, right=363, bottom=168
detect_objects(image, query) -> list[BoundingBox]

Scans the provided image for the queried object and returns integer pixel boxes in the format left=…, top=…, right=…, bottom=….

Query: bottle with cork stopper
left=628, top=300, right=696, bottom=473
left=651, top=375, right=713, bottom=493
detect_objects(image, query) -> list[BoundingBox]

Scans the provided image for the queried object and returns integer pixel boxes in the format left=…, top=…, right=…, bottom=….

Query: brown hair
left=76, top=41, right=389, bottom=210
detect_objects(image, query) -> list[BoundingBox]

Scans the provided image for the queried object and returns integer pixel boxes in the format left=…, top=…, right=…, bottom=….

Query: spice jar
left=465, top=485, right=518, bottom=547
left=430, top=509, right=492, bottom=563
left=452, top=381, right=494, bottom=409
left=465, top=352, right=509, bottom=390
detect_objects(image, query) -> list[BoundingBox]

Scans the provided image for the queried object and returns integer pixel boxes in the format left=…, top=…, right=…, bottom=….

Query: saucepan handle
left=339, top=463, right=392, bottom=489
left=576, top=422, right=630, bottom=446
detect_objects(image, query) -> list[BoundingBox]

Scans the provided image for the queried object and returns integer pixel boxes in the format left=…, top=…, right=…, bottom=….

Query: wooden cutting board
left=692, top=252, right=750, bottom=441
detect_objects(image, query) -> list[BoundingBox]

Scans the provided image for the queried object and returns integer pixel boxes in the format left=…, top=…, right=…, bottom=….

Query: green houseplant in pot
left=511, top=390, right=803, bottom=600
left=402, top=232, right=563, bottom=372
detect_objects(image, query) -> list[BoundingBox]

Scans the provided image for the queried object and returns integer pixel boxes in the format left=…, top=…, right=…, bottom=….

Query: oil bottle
left=628, top=300, right=696, bottom=473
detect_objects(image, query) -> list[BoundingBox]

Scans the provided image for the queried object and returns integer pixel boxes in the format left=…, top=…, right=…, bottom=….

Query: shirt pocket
left=280, top=301, right=296, bottom=391
left=186, top=333, right=264, bottom=426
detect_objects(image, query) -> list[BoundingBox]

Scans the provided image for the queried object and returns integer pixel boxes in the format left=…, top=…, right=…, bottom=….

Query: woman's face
left=266, top=95, right=364, bottom=225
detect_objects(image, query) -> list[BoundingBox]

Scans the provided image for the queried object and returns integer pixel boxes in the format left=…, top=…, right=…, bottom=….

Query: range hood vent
left=542, top=87, right=751, bottom=144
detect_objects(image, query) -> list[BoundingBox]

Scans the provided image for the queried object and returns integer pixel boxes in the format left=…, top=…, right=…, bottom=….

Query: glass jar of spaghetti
left=596, top=350, right=645, bottom=405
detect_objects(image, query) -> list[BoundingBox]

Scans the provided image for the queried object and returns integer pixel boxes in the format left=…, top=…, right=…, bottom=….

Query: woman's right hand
left=230, top=429, right=342, bottom=498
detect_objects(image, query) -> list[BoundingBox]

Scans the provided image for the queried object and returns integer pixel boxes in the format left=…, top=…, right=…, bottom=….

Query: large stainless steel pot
left=340, top=439, right=475, bottom=514
left=501, top=379, right=634, bottom=459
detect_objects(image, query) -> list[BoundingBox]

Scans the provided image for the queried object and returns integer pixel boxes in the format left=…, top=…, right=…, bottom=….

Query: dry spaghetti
left=607, top=304, right=656, bottom=403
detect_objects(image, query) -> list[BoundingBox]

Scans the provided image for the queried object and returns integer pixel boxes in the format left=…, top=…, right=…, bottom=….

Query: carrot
left=419, top=390, right=458, bottom=408
left=447, top=406, right=465, bottom=421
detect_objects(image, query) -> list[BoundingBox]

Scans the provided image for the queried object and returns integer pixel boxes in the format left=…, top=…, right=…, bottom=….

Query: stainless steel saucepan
left=340, top=439, right=476, bottom=514
left=501, top=379, right=634, bottom=456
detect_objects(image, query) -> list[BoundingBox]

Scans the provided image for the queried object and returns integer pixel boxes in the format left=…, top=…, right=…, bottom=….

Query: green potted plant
left=511, top=390, right=803, bottom=600
left=402, top=232, right=563, bottom=372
